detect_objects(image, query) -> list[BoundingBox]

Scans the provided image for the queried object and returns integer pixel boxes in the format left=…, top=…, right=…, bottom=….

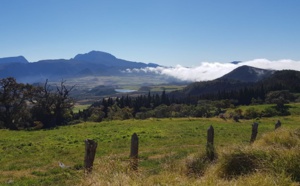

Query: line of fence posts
left=83, top=120, right=282, bottom=173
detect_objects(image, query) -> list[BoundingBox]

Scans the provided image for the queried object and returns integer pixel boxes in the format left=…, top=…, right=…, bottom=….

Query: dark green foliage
left=0, top=77, right=74, bottom=129
left=261, top=107, right=279, bottom=117
left=266, top=90, right=296, bottom=106
left=0, top=77, right=35, bottom=129
left=244, top=107, right=261, bottom=119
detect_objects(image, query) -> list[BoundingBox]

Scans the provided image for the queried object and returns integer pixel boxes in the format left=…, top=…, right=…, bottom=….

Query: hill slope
left=218, top=65, right=275, bottom=82
left=171, top=67, right=300, bottom=99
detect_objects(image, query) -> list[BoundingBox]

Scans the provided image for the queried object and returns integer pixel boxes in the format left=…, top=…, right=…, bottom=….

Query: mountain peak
left=73, top=51, right=117, bottom=62
left=0, top=56, right=28, bottom=64
left=231, top=61, right=242, bottom=64
left=218, top=65, right=275, bottom=82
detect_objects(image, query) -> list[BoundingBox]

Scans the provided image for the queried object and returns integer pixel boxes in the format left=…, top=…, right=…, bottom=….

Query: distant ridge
left=170, top=63, right=300, bottom=101
left=218, top=65, right=275, bottom=82
left=73, top=51, right=117, bottom=62
left=72, top=51, right=158, bottom=68
left=170, top=65, right=278, bottom=98
left=230, top=61, right=241, bottom=64
left=0, top=51, right=159, bottom=83
left=0, top=56, right=28, bottom=64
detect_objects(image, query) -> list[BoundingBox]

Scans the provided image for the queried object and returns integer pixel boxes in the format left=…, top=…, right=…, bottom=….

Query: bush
left=218, top=149, right=267, bottom=178
left=261, top=107, right=279, bottom=117
left=243, top=107, right=261, bottom=119
left=186, top=153, right=210, bottom=177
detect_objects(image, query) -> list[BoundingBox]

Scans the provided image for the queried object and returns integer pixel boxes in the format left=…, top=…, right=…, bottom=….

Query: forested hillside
left=74, top=70, right=300, bottom=122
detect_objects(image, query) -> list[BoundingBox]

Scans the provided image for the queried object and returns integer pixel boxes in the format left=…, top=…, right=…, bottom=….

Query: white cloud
left=125, top=59, right=300, bottom=82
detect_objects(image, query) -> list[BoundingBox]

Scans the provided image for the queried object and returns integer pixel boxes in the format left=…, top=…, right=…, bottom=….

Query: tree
left=31, top=80, right=75, bottom=128
left=266, top=90, right=295, bottom=107
left=88, top=107, right=105, bottom=122
left=265, top=90, right=295, bottom=116
left=53, top=80, right=75, bottom=125
left=0, top=77, right=34, bottom=129
left=107, top=104, right=133, bottom=120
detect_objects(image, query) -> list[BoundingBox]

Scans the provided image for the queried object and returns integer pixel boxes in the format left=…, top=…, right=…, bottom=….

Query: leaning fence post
left=130, top=133, right=139, bottom=171
left=275, top=120, right=281, bottom=130
left=84, top=139, right=97, bottom=173
left=206, top=125, right=215, bottom=161
left=250, top=122, right=259, bottom=143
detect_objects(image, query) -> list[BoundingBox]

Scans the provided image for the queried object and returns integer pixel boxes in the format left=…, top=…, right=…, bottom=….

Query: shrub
left=186, top=153, right=210, bottom=177
left=218, top=149, right=267, bottom=179
left=243, top=107, right=260, bottom=119
left=261, top=107, right=279, bottom=117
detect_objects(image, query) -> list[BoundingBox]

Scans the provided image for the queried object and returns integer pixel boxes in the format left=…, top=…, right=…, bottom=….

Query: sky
left=1, top=0, right=300, bottom=68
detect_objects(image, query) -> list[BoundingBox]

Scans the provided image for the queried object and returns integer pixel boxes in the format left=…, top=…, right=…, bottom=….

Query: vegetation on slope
left=1, top=110, right=300, bottom=185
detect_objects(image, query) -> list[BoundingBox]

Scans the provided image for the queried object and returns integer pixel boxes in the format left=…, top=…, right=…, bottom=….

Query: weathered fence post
left=275, top=120, right=281, bottom=130
left=250, top=122, right=258, bottom=143
left=206, top=125, right=215, bottom=161
left=84, top=139, right=97, bottom=173
left=130, top=133, right=139, bottom=171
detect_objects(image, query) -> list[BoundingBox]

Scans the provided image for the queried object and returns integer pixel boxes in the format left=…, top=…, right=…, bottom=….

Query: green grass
left=1, top=109, right=300, bottom=185
left=73, top=104, right=90, bottom=113
left=147, top=85, right=186, bottom=92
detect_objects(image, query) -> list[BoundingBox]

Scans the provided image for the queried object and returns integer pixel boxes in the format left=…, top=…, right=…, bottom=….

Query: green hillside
left=1, top=104, right=300, bottom=185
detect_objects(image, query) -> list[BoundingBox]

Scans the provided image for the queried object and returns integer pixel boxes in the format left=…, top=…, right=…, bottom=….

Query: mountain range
left=2, top=51, right=300, bottom=104
left=0, top=51, right=159, bottom=83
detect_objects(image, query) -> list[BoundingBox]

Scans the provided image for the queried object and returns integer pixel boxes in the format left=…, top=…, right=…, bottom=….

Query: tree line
left=75, top=87, right=297, bottom=122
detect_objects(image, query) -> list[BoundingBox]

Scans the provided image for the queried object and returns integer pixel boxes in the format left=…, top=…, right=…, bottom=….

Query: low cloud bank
left=125, top=59, right=300, bottom=82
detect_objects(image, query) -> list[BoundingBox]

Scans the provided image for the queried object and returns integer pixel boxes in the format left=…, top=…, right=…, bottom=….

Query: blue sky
left=1, top=0, right=300, bottom=66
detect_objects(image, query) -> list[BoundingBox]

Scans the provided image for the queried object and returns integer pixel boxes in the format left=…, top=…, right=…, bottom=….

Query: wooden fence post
left=84, top=139, right=97, bottom=173
left=275, top=120, right=281, bottom=130
left=130, top=133, right=139, bottom=171
left=250, top=122, right=258, bottom=143
left=206, top=125, right=215, bottom=161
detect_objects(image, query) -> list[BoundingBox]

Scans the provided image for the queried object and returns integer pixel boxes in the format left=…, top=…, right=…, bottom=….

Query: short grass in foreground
left=1, top=115, right=300, bottom=185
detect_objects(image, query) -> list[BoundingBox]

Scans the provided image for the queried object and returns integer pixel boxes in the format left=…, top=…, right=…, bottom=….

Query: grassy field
left=1, top=105, right=300, bottom=185
left=72, top=104, right=90, bottom=113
